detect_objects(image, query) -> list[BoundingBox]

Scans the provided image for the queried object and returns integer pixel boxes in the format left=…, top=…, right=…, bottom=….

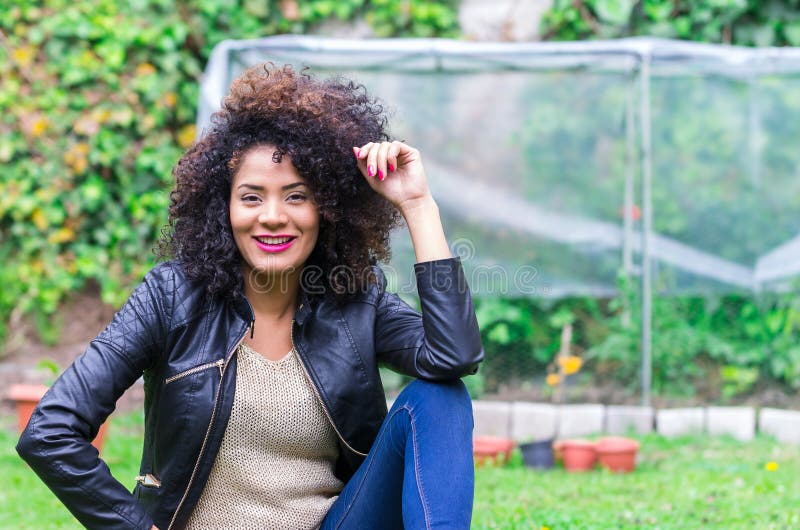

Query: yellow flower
left=30, top=116, right=48, bottom=137
left=765, top=461, right=778, bottom=472
left=136, top=62, right=157, bottom=76
left=92, top=108, right=113, bottom=124
left=64, top=144, right=89, bottom=174
left=140, top=114, right=156, bottom=131
left=47, top=227, right=77, bottom=244
left=177, top=124, right=196, bottom=148
left=31, top=208, right=49, bottom=231
left=12, top=45, right=36, bottom=67
left=162, top=92, right=178, bottom=108
left=71, top=157, right=88, bottom=174
left=558, top=355, right=583, bottom=375
left=546, top=373, right=560, bottom=386
left=541, top=526, right=551, bottom=530
left=31, top=259, right=44, bottom=274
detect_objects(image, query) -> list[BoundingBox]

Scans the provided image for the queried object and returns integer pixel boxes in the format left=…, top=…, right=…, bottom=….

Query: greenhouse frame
left=197, top=36, right=800, bottom=404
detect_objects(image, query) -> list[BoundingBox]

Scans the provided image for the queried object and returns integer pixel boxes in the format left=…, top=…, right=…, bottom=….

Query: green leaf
left=487, top=322, right=512, bottom=345
left=592, top=0, right=634, bottom=26
left=784, top=21, right=800, bottom=45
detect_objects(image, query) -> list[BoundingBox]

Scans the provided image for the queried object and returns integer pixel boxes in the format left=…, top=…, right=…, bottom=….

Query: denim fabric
left=320, top=379, right=475, bottom=530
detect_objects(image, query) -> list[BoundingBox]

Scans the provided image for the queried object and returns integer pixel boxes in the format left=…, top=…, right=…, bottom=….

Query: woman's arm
left=16, top=264, right=174, bottom=529
left=353, top=141, right=451, bottom=263
left=354, top=142, right=483, bottom=379
left=372, top=257, right=484, bottom=380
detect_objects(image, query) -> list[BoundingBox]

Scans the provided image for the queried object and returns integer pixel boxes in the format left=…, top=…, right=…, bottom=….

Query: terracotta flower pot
left=473, top=436, right=515, bottom=466
left=596, top=437, right=640, bottom=473
left=9, top=384, right=49, bottom=432
left=560, top=439, right=597, bottom=472
left=552, top=439, right=565, bottom=463
left=8, top=384, right=109, bottom=452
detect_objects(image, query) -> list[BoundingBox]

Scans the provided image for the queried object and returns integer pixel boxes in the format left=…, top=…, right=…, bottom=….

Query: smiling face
left=229, top=145, right=320, bottom=290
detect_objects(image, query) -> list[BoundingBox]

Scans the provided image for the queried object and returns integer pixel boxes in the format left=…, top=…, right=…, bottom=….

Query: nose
left=257, top=199, right=289, bottom=226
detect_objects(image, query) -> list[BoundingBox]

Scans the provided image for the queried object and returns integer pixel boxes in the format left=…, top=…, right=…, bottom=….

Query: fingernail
left=368, top=165, right=374, bottom=176
left=378, top=169, right=384, bottom=180
left=388, top=163, right=395, bottom=172
left=353, top=147, right=359, bottom=157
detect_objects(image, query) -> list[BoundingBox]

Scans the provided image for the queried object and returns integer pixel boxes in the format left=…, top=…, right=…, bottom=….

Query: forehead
left=232, top=146, right=304, bottom=184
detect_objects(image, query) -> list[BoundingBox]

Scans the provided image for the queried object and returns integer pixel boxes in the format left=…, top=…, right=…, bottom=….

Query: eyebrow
left=236, top=182, right=307, bottom=191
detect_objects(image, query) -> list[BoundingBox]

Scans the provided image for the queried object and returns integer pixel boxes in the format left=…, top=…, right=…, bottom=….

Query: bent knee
left=396, top=378, right=472, bottom=414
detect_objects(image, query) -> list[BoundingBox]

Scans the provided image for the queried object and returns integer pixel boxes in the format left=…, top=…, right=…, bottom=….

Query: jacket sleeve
left=374, top=257, right=484, bottom=380
left=15, top=264, right=175, bottom=530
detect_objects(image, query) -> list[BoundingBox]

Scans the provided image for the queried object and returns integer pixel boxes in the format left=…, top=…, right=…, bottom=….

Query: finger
left=394, top=141, right=418, bottom=164
left=387, top=141, right=402, bottom=172
left=366, top=142, right=379, bottom=178
left=353, top=142, right=373, bottom=176
left=356, top=142, right=373, bottom=160
left=376, top=142, right=391, bottom=181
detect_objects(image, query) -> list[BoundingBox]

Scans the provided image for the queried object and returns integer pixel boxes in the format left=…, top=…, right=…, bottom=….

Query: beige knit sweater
left=185, top=343, right=343, bottom=530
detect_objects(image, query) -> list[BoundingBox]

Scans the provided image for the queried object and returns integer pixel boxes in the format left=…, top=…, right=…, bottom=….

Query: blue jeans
left=320, top=379, right=475, bottom=529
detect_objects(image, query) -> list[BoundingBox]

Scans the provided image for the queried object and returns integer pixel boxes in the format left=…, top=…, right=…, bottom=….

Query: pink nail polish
left=388, top=163, right=395, bottom=172
left=368, top=165, right=374, bottom=176
left=378, top=169, right=384, bottom=180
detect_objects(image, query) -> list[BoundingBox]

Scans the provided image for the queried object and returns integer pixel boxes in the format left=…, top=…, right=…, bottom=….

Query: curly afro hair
left=157, top=63, right=402, bottom=302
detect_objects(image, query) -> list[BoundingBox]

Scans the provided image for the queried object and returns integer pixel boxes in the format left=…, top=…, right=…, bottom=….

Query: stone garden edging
left=468, top=401, right=800, bottom=445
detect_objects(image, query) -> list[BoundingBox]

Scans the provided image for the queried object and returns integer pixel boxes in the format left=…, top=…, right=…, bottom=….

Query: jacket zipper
left=166, top=331, right=246, bottom=530
left=291, top=319, right=368, bottom=457
left=164, top=359, right=224, bottom=385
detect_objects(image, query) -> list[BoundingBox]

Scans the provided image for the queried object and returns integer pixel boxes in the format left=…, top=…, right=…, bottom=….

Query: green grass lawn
left=2, top=412, right=798, bottom=529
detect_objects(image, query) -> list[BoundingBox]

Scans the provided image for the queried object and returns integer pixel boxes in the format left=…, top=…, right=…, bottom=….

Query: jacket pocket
left=164, top=359, right=224, bottom=385
left=133, top=477, right=163, bottom=516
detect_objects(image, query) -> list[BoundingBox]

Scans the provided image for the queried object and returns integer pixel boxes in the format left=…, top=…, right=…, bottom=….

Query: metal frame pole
left=640, top=55, right=653, bottom=407
left=623, top=75, right=636, bottom=276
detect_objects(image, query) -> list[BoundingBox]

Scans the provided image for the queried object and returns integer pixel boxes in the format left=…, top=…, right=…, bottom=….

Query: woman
left=17, top=63, right=483, bottom=530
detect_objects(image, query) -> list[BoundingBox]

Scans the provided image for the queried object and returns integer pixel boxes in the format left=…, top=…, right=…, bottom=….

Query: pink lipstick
left=252, top=235, right=297, bottom=253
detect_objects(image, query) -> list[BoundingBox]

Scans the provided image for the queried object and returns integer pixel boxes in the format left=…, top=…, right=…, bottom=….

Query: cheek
left=228, top=204, right=248, bottom=232
left=304, top=207, right=321, bottom=233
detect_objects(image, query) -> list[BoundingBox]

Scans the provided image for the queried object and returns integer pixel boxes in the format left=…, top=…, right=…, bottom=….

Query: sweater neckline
left=238, top=342, right=294, bottom=366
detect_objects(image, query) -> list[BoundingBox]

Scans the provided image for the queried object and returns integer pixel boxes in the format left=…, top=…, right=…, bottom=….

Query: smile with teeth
left=252, top=235, right=297, bottom=253
left=255, top=236, right=295, bottom=245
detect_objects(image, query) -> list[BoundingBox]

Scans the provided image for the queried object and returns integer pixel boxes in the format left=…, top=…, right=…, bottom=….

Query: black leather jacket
left=16, top=257, right=483, bottom=529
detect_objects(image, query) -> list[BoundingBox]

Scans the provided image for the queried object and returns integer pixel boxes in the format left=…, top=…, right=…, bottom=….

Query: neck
left=242, top=266, right=303, bottom=320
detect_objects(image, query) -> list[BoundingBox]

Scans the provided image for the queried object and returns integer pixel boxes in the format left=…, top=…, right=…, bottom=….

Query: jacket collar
left=230, top=285, right=314, bottom=326
left=295, top=288, right=313, bottom=325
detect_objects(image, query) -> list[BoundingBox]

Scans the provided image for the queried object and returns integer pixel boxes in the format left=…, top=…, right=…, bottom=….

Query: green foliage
left=476, top=269, right=800, bottom=398
left=589, top=276, right=800, bottom=395
left=0, top=0, right=461, bottom=351
left=35, top=357, right=61, bottom=385
left=474, top=295, right=607, bottom=393
left=721, top=364, right=759, bottom=400
left=541, top=0, right=800, bottom=46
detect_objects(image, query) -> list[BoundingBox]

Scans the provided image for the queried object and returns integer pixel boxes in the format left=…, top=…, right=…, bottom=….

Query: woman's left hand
left=353, top=141, right=432, bottom=213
